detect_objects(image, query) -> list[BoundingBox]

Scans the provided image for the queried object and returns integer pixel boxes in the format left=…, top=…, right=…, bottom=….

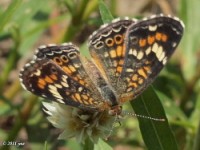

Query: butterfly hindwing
left=19, top=43, right=105, bottom=110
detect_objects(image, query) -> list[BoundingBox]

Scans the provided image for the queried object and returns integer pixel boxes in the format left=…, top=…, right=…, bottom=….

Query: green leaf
left=180, top=0, right=200, bottom=79
left=156, top=91, right=187, bottom=121
left=131, top=86, right=178, bottom=150
left=43, top=141, right=48, bottom=150
left=82, top=138, right=94, bottom=150
left=94, top=138, right=112, bottom=150
left=98, top=0, right=113, bottom=23
left=0, top=0, right=22, bottom=32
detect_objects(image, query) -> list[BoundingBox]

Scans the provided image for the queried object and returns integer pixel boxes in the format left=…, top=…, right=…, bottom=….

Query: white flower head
left=42, top=101, right=116, bottom=143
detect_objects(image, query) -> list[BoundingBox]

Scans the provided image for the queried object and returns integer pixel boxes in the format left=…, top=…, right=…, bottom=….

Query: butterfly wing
left=119, top=15, right=184, bottom=103
left=88, top=18, right=137, bottom=90
left=89, top=15, right=184, bottom=104
left=19, top=43, right=105, bottom=110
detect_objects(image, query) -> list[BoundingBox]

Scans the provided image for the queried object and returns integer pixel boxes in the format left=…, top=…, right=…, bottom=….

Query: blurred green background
left=0, top=0, right=200, bottom=149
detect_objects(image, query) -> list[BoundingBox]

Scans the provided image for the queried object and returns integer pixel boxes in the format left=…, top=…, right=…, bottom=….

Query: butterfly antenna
left=122, top=111, right=165, bottom=122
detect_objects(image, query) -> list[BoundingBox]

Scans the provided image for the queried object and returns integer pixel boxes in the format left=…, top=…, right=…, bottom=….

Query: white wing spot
left=128, top=49, right=133, bottom=55
left=137, top=51, right=144, bottom=60
left=145, top=47, right=151, bottom=55
left=133, top=49, right=137, bottom=56
left=152, top=43, right=159, bottom=53
left=156, top=46, right=163, bottom=61
left=149, top=25, right=157, bottom=31
left=49, top=85, right=63, bottom=100
left=162, top=57, right=168, bottom=65
left=61, top=81, right=69, bottom=88
left=33, top=70, right=41, bottom=76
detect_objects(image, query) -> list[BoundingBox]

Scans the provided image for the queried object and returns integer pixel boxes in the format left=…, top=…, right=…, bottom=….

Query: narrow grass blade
left=98, top=0, right=113, bottom=23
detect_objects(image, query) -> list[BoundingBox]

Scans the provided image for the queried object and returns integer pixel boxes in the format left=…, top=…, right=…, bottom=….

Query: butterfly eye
left=130, top=36, right=138, bottom=45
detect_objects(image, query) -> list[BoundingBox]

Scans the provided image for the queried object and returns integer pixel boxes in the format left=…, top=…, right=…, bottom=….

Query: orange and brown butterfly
left=19, top=14, right=184, bottom=115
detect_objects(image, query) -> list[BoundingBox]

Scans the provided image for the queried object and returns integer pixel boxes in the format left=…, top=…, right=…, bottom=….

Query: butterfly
left=19, top=14, right=184, bottom=115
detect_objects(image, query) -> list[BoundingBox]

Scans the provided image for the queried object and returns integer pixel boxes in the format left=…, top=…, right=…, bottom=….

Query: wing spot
left=156, top=46, right=163, bottom=60
left=49, top=85, right=63, bottom=100
left=138, top=78, right=144, bottom=84
left=55, top=84, right=62, bottom=88
left=50, top=66, right=58, bottom=74
left=105, top=38, right=114, bottom=47
left=128, top=82, right=138, bottom=88
left=149, top=25, right=157, bottom=31
left=132, top=74, right=138, bottom=81
left=114, top=34, right=123, bottom=44
left=75, top=93, right=81, bottom=101
left=130, top=36, right=138, bottom=45
left=95, top=41, right=104, bottom=49
left=113, top=60, right=118, bottom=67
left=137, top=51, right=144, bottom=60
left=79, top=79, right=85, bottom=85
left=116, top=46, right=123, bottom=57
left=162, top=57, right=168, bottom=65
left=139, top=38, right=147, bottom=47
left=38, top=78, right=46, bottom=88
left=61, top=55, right=68, bottom=62
left=33, top=70, right=41, bottom=76
left=138, top=68, right=147, bottom=78
left=61, top=81, right=69, bottom=87
left=69, top=65, right=76, bottom=72
left=155, top=32, right=162, bottom=41
left=128, top=48, right=133, bottom=55
left=172, top=42, right=177, bottom=47
left=148, top=35, right=155, bottom=45
left=63, top=66, right=72, bottom=74
left=152, top=43, right=159, bottom=53
left=68, top=52, right=77, bottom=59
left=116, top=66, right=123, bottom=73
left=118, top=59, right=124, bottom=65
left=145, top=47, right=151, bottom=55
left=54, top=57, right=63, bottom=65
left=109, top=49, right=117, bottom=58
left=104, top=52, right=109, bottom=57
left=38, top=83, right=45, bottom=89
left=78, top=87, right=83, bottom=92
left=82, top=94, right=89, bottom=100
left=126, top=68, right=134, bottom=72
left=44, top=76, right=54, bottom=83
left=50, top=74, right=58, bottom=80
left=126, top=87, right=133, bottom=92
left=143, top=66, right=151, bottom=73
left=88, top=98, right=94, bottom=105
left=159, top=51, right=165, bottom=61
left=133, top=49, right=137, bottom=56
left=161, top=34, right=168, bottom=42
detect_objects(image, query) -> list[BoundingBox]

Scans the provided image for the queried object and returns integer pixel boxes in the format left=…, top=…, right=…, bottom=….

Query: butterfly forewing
left=119, top=15, right=184, bottom=103
left=89, top=19, right=137, bottom=89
